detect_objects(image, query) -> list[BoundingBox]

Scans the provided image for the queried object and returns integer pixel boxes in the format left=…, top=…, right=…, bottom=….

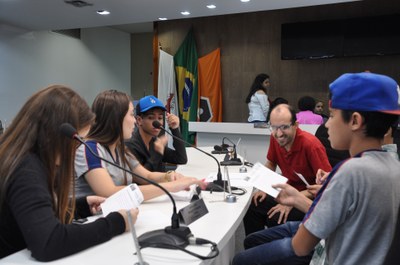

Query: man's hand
left=272, top=183, right=301, bottom=207
left=252, top=190, right=267, bottom=206
left=316, top=169, right=329, bottom=185
left=166, top=113, right=180, bottom=129
left=306, top=184, right=322, bottom=198
left=267, top=204, right=293, bottom=224
left=273, top=183, right=313, bottom=214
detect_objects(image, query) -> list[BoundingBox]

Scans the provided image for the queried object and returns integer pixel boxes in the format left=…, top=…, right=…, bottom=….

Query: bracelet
left=164, top=170, right=174, bottom=182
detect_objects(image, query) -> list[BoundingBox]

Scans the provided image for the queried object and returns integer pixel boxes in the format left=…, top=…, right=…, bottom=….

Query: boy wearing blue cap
left=277, top=72, right=400, bottom=264
left=125, top=95, right=187, bottom=173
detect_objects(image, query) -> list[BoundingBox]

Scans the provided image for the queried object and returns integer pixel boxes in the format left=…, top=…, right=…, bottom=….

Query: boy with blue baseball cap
left=125, top=95, right=187, bottom=173
left=274, top=72, right=400, bottom=265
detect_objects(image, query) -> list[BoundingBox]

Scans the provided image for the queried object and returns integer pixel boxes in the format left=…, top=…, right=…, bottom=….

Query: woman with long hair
left=74, top=90, right=202, bottom=199
left=0, top=85, right=138, bottom=261
left=245, top=73, right=270, bottom=123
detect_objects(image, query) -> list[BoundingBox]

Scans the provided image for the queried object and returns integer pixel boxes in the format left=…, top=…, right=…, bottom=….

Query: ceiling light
left=207, top=5, right=216, bottom=9
left=240, top=0, right=250, bottom=2
left=158, top=17, right=168, bottom=21
left=181, top=11, right=190, bottom=16
left=97, top=10, right=110, bottom=15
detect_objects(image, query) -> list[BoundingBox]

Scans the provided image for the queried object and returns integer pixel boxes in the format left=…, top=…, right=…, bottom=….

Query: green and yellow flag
left=174, top=28, right=198, bottom=145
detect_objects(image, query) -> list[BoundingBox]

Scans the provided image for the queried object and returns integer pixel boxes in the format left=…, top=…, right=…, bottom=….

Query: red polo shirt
left=267, top=127, right=332, bottom=191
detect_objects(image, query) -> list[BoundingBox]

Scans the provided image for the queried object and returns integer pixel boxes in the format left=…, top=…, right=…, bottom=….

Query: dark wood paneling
left=157, top=0, right=400, bottom=122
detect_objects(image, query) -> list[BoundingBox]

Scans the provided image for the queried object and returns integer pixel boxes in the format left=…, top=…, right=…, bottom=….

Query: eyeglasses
left=268, top=123, right=293, bottom=132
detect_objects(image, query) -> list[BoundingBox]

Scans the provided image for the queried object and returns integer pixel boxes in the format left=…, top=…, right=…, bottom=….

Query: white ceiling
left=0, top=0, right=359, bottom=33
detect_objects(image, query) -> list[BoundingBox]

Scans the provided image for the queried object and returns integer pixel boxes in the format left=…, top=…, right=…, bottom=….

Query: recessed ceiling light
left=158, top=17, right=168, bottom=21
left=207, top=5, right=216, bottom=9
left=96, top=10, right=110, bottom=15
left=181, top=11, right=190, bottom=16
left=240, top=0, right=250, bottom=2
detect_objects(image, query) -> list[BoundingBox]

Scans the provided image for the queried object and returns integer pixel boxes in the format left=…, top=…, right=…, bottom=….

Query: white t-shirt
left=248, top=92, right=269, bottom=122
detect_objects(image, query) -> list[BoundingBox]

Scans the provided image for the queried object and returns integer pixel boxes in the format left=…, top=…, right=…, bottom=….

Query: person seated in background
left=314, top=100, right=329, bottom=122
left=315, top=122, right=350, bottom=168
left=125, top=95, right=187, bottom=172
left=246, top=73, right=271, bottom=123
left=0, top=85, right=138, bottom=261
left=74, top=90, right=203, bottom=199
left=266, top=97, right=289, bottom=122
left=243, top=104, right=331, bottom=236
left=296, top=96, right=324, bottom=125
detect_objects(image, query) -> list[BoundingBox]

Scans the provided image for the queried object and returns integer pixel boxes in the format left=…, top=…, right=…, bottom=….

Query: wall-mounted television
left=281, top=14, right=400, bottom=60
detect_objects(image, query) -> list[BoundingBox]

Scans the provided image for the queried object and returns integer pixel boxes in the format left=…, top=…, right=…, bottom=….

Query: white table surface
left=1, top=147, right=253, bottom=265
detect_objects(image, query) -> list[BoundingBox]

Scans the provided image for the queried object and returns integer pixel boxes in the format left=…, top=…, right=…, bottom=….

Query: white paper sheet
left=101, top=183, right=144, bottom=216
left=243, top=162, right=288, bottom=198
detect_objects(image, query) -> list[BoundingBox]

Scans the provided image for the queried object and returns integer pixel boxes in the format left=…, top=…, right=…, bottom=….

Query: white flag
left=158, top=49, right=178, bottom=117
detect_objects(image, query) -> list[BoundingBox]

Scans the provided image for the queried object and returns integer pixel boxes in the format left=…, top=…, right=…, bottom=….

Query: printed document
left=243, top=162, right=288, bottom=198
left=101, top=183, right=144, bottom=216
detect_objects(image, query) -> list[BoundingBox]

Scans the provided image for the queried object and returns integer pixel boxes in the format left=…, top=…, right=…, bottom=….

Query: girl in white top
left=246, top=73, right=270, bottom=122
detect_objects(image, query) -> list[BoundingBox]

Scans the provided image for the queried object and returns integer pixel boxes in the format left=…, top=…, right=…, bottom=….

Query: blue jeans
left=232, top=221, right=312, bottom=265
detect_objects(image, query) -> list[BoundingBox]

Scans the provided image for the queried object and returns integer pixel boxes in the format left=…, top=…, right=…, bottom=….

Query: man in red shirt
left=244, top=104, right=331, bottom=235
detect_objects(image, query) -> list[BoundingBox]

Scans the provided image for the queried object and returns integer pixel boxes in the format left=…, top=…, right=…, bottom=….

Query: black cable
left=138, top=237, right=219, bottom=260
left=230, top=187, right=247, bottom=196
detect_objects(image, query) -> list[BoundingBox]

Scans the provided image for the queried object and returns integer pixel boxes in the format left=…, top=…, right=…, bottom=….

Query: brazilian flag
left=174, top=28, right=198, bottom=145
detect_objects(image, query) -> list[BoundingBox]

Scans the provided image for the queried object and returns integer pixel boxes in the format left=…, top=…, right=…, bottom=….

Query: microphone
left=59, top=123, right=192, bottom=248
left=212, top=144, right=229, bottom=154
left=220, top=137, right=242, bottom=166
left=152, top=120, right=227, bottom=192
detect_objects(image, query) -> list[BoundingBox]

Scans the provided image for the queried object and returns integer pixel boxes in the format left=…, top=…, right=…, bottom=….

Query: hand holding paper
left=243, top=162, right=287, bottom=198
left=101, top=184, right=144, bottom=216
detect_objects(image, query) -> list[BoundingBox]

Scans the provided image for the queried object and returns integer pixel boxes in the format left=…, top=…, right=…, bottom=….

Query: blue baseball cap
left=329, top=72, right=400, bottom=115
left=136, top=95, right=166, bottom=114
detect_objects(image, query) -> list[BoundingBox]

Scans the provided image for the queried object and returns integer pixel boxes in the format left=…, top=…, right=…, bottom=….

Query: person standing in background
left=296, top=96, right=324, bottom=125
left=246, top=73, right=271, bottom=123
left=314, top=100, right=329, bottom=122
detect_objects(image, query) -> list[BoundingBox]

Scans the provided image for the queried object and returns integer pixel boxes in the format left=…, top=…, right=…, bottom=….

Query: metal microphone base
left=138, top=226, right=191, bottom=249
left=225, top=194, right=237, bottom=203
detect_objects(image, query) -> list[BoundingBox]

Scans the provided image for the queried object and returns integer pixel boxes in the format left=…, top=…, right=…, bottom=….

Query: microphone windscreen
left=59, top=123, right=77, bottom=139
left=152, top=120, right=162, bottom=129
left=214, top=145, right=223, bottom=151
left=221, top=144, right=229, bottom=149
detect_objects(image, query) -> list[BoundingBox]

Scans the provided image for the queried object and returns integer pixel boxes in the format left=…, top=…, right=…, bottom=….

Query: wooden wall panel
left=156, top=0, right=400, bottom=122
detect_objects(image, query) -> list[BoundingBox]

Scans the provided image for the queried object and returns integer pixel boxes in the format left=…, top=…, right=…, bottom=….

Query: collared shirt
left=267, top=127, right=331, bottom=191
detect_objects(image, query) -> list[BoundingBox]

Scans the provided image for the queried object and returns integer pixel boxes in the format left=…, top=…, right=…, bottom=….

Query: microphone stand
left=59, top=123, right=192, bottom=249
left=220, top=137, right=242, bottom=166
left=152, top=121, right=229, bottom=192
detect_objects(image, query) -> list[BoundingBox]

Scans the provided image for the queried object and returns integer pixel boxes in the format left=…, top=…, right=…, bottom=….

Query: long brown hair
left=88, top=90, right=134, bottom=184
left=0, top=85, right=94, bottom=223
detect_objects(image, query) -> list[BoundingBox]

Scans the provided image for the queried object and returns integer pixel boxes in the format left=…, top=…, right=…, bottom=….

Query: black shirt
left=0, top=153, right=125, bottom=261
left=125, top=127, right=188, bottom=172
